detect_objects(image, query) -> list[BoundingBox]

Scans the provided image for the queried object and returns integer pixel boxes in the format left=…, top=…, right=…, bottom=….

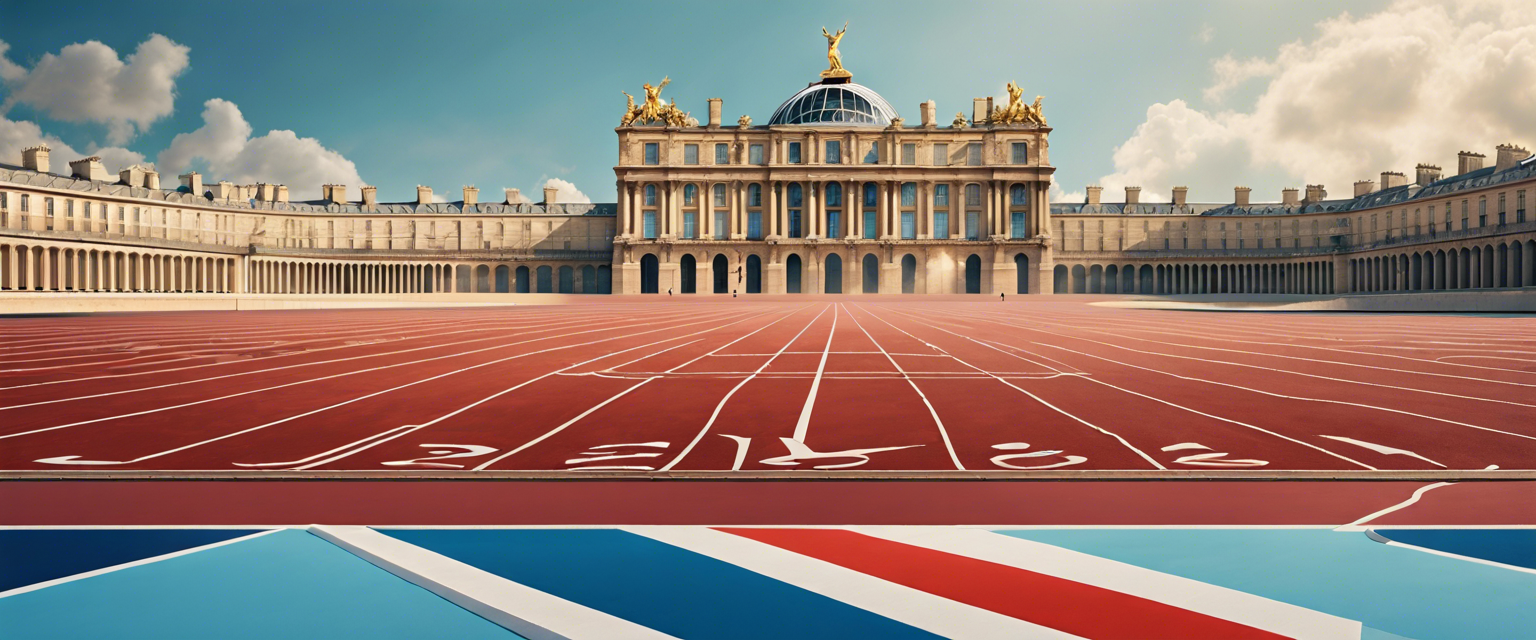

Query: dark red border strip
left=6, top=480, right=1526, bottom=526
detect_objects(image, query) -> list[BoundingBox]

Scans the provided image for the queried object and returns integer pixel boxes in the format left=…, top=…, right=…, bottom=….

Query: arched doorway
left=558, top=266, right=574, bottom=293
left=475, top=265, right=491, bottom=292
left=1014, top=253, right=1029, bottom=294
left=901, top=254, right=917, bottom=294
left=494, top=265, right=510, bottom=293
left=515, top=266, right=530, bottom=293
left=582, top=266, right=597, bottom=293
left=1071, top=265, right=1087, bottom=293
left=713, top=255, right=728, bottom=293
left=536, top=266, right=553, bottom=293
left=785, top=254, right=803, bottom=293
left=640, top=254, right=659, bottom=294
left=824, top=254, right=843, bottom=293
left=598, top=265, right=612, bottom=293
left=1054, top=265, right=1068, bottom=292
left=680, top=254, right=697, bottom=294
left=965, top=255, right=982, bottom=293
left=746, top=255, right=762, bottom=293
left=863, top=254, right=879, bottom=293
left=1140, top=265, right=1154, bottom=293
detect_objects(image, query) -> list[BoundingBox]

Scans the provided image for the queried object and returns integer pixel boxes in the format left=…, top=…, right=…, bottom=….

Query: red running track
left=2, top=300, right=1535, bottom=473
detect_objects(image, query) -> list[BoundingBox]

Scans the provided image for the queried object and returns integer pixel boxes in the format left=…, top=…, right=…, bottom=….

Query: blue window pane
left=749, top=145, right=764, bottom=164
left=714, top=211, right=728, bottom=239
left=715, top=144, right=729, bottom=164
left=826, top=141, right=841, bottom=164
left=788, top=142, right=802, bottom=164
left=863, top=183, right=878, bottom=207
left=864, top=143, right=879, bottom=164
left=1011, top=212, right=1026, bottom=238
left=826, top=183, right=842, bottom=206
left=748, top=184, right=762, bottom=207
left=863, top=211, right=877, bottom=239
left=967, top=212, right=980, bottom=240
left=644, top=143, right=659, bottom=165
left=683, top=212, right=696, bottom=239
left=788, top=183, right=803, bottom=207
left=644, top=185, right=657, bottom=206
left=1011, top=143, right=1027, bottom=164
left=828, top=210, right=841, bottom=238
left=1011, top=184, right=1028, bottom=205
left=748, top=212, right=763, bottom=239
left=934, top=185, right=949, bottom=207
left=900, top=183, right=916, bottom=207
left=713, top=184, right=726, bottom=207
left=901, top=212, right=915, bottom=239
left=643, top=212, right=657, bottom=239
left=935, top=212, right=949, bottom=239
left=684, top=184, right=697, bottom=206
left=789, top=210, right=802, bottom=238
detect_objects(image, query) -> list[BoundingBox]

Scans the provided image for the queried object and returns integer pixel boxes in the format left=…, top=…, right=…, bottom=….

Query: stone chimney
left=1457, top=151, right=1485, bottom=175
left=1380, top=171, right=1407, bottom=189
left=973, top=98, right=989, bottom=126
left=1234, top=186, right=1251, bottom=207
left=180, top=172, right=203, bottom=196
left=1303, top=184, right=1326, bottom=204
left=543, top=186, right=559, bottom=205
left=920, top=101, right=937, bottom=127
left=1353, top=180, right=1375, bottom=197
left=1086, top=185, right=1102, bottom=205
left=416, top=185, right=433, bottom=204
left=323, top=184, right=347, bottom=204
left=1124, top=187, right=1141, bottom=204
left=275, top=185, right=289, bottom=203
left=361, top=186, right=377, bottom=209
left=707, top=98, right=722, bottom=127
left=211, top=181, right=235, bottom=200
left=1281, top=188, right=1299, bottom=206
left=255, top=183, right=276, bottom=201
left=1171, top=186, right=1188, bottom=206
left=22, top=145, right=50, bottom=173
left=1415, top=164, right=1441, bottom=186
left=462, top=186, right=479, bottom=206
left=1496, top=144, right=1532, bottom=172
left=119, top=166, right=145, bottom=188
left=144, top=169, right=159, bottom=190
left=69, top=156, right=109, bottom=181
left=504, top=188, right=522, bottom=205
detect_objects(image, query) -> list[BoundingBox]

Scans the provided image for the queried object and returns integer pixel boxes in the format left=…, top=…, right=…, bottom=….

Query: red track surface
left=2, top=300, right=1535, bottom=473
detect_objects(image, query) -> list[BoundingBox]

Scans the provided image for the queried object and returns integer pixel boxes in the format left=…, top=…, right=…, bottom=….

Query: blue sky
left=6, top=0, right=1530, bottom=204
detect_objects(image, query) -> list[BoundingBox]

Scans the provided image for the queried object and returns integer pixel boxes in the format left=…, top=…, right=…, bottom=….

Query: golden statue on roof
left=821, top=22, right=851, bottom=79
left=989, top=81, right=1047, bottom=126
left=620, top=76, right=697, bottom=127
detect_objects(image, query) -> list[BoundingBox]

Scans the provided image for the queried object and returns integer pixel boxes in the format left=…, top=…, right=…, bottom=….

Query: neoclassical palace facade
left=2, top=65, right=1534, bottom=298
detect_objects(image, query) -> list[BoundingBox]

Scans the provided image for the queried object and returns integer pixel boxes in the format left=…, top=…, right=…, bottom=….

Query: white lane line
left=1317, top=435, right=1446, bottom=468
left=863, top=305, right=1163, bottom=470
left=659, top=305, right=832, bottom=472
left=852, top=526, right=1362, bottom=640
left=845, top=304, right=964, bottom=470
left=312, top=526, right=677, bottom=640
left=791, top=304, right=838, bottom=443
left=622, top=526, right=1072, bottom=639
left=0, top=529, right=283, bottom=599
left=1337, top=483, right=1455, bottom=531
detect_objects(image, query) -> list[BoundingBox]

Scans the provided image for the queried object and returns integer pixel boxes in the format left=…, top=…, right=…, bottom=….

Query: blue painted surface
left=1373, top=529, right=1536, bottom=570
left=381, top=528, right=941, bottom=640
left=997, top=529, right=1536, bottom=640
left=0, top=528, right=260, bottom=593
left=0, top=529, right=517, bottom=639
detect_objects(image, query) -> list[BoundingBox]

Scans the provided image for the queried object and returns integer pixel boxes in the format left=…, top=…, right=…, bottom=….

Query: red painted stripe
left=721, top=528, right=1287, bottom=640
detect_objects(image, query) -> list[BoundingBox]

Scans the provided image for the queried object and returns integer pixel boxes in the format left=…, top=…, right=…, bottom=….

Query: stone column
left=921, top=181, right=934, bottom=240
left=768, top=182, right=780, bottom=238
left=616, top=180, right=628, bottom=237
left=876, top=182, right=889, bottom=239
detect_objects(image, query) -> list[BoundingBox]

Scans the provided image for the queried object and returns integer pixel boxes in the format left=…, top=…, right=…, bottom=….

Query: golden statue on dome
left=820, top=22, right=851, bottom=79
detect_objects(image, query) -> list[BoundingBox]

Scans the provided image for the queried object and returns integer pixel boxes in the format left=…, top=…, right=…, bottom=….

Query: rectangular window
left=644, top=143, right=659, bottom=165
left=713, top=184, right=727, bottom=207
left=966, top=211, right=980, bottom=240
left=45, top=198, right=54, bottom=230
left=684, top=144, right=698, bottom=165
left=749, top=185, right=762, bottom=207
left=748, top=212, right=763, bottom=239
left=966, top=184, right=981, bottom=206
left=934, top=212, right=949, bottom=239
left=787, top=142, right=802, bottom=164
left=901, top=143, right=916, bottom=165
left=21, top=194, right=29, bottom=211
left=749, top=144, right=764, bottom=164
left=715, top=143, right=730, bottom=164
left=900, top=211, right=915, bottom=239
left=967, top=143, right=982, bottom=166
left=1479, top=198, right=1487, bottom=227
left=0, top=192, right=6, bottom=210
left=683, top=211, right=697, bottom=239
left=933, top=143, right=948, bottom=166
left=1011, top=212, right=1026, bottom=239
left=1011, top=142, right=1028, bottom=164
left=934, top=184, right=949, bottom=207
left=828, top=210, right=841, bottom=238
left=825, top=140, right=841, bottom=164
left=900, top=183, right=916, bottom=207
left=1519, top=190, right=1527, bottom=223
left=643, top=211, right=657, bottom=239
left=789, top=210, right=802, bottom=238
left=1461, top=200, right=1469, bottom=230
left=714, top=211, right=728, bottom=240
left=864, top=142, right=879, bottom=164
left=644, top=188, right=657, bottom=206
left=863, top=210, right=877, bottom=239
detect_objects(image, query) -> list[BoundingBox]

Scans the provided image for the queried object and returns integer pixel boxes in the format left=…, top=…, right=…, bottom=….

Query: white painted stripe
left=851, top=526, right=1363, bottom=640
left=310, top=525, right=675, bottom=640
left=622, top=525, right=1081, bottom=640
left=1336, top=482, right=1454, bottom=531
left=0, top=528, right=282, bottom=598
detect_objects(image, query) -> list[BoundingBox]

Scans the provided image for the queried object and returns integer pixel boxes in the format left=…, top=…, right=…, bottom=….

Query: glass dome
left=767, top=82, right=898, bottom=126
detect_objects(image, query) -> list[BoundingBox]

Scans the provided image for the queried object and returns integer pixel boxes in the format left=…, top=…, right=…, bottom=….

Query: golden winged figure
left=989, top=81, right=1047, bottom=126
left=621, top=76, right=696, bottom=127
left=821, top=22, right=850, bottom=77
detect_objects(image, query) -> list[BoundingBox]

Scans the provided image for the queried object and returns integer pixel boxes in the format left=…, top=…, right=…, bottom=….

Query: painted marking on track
left=0, top=529, right=283, bottom=599
left=758, top=437, right=923, bottom=470
left=791, top=304, right=838, bottom=443
left=843, top=304, right=965, bottom=470
left=1336, top=482, right=1455, bottom=531
left=1159, top=443, right=1269, bottom=468
left=989, top=443, right=1088, bottom=470
left=565, top=442, right=670, bottom=470
left=382, top=444, right=498, bottom=469
left=720, top=435, right=751, bottom=471
left=1318, top=435, right=1447, bottom=468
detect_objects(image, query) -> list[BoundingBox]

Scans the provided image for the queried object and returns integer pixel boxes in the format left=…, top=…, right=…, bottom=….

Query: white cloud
left=1203, top=55, right=1278, bottom=102
left=1091, top=0, right=1536, bottom=204
left=1196, top=23, right=1215, bottom=44
left=0, top=35, right=189, bottom=144
left=0, top=115, right=145, bottom=173
left=541, top=177, right=591, bottom=204
left=157, top=99, right=363, bottom=200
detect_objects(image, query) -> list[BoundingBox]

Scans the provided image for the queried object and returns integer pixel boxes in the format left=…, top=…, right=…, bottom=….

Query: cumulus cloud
left=0, top=35, right=189, bottom=144
left=0, top=115, right=145, bottom=172
left=1090, top=0, right=1536, bottom=204
left=541, top=177, right=591, bottom=203
left=157, top=99, right=363, bottom=200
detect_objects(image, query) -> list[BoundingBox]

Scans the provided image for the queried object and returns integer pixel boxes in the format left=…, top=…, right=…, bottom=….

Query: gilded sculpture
left=989, top=81, right=1047, bottom=126
left=953, top=112, right=969, bottom=128
left=821, top=22, right=850, bottom=78
left=620, top=76, right=698, bottom=127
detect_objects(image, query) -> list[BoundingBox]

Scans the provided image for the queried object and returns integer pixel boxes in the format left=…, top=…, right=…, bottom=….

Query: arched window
left=748, top=183, right=762, bottom=207
left=862, top=182, right=879, bottom=239
left=682, top=184, right=699, bottom=239
left=787, top=183, right=804, bottom=238
left=965, top=184, right=983, bottom=240
left=684, top=184, right=697, bottom=206
left=1009, top=183, right=1029, bottom=239
left=825, top=182, right=842, bottom=206
left=644, top=184, right=657, bottom=206
left=899, top=182, right=917, bottom=239
left=1010, top=184, right=1028, bottom=205
left=747, top=184, right=764, bottom=239
left=712, top=184, right=727, bottom=207
left=826, top=183, right=842, bottom=238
